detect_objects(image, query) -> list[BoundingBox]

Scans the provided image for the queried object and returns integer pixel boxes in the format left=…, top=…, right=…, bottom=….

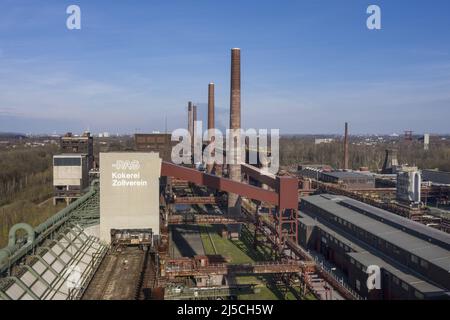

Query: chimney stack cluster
left=185, top=48, right=243, bottom=216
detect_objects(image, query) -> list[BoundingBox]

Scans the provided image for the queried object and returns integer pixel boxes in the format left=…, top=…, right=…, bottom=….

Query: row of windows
left=373, top=268, right=427, bottom=299
left=354, top=268, right=425, bottom=299
left=350, top=259, right=367, bottom=273
left=321, top=231, right=352, bottom=253
left=54, top=157, right=82, bottom=166
left=410, top=254, right=429, bottom=269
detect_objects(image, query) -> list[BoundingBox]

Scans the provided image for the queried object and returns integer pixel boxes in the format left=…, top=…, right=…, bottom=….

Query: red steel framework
left=161, top=161, right=299, bottom=245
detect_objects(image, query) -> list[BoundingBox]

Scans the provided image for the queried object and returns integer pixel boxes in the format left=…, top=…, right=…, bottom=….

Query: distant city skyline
left=1, top=0, right=450, bottom=134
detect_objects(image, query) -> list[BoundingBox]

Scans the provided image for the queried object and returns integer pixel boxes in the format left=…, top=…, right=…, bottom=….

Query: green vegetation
left=199, top=224, right=314, bottom=300
left=199, top=225, right=216, bottom=255
left=280, top=137, right=450, bottom=171
left=0, top=145, right=59, bottom=247
left=0, top=145, right=57, bottom=206
left=0, top=201, right=64, bottom=247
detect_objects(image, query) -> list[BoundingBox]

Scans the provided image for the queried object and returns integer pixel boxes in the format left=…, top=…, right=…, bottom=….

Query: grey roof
left=299, top=211, right=361, bottom=252
left=298, top=213, right=318, bottom=227
left=299, top=208, right=449, bottom=297
left=422, top=169, right=450, bottom=185
left=340, top=198, right=450, bottom=250
left=348, top=251, right=448, bottom=296
left=302, top=195, right=450, bottom=272
left=322, top=171, right=374, bottom=180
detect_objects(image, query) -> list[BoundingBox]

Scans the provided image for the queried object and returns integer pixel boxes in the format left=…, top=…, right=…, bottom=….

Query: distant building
left=424, top=134, right=430, bottom=151
left=53, top=154, right=89, bottom=204
left=314, top=138, right=334, bottom=145
left=396, top=169, right=421, bottom=205
left=422, top=170, right=450, bottom=186
left=297, top=164, right=332, bottom=180
left=98, top=132, right=110, bottom=138
left=134, top=133, right=175, bottom=162
left=320, top=171, right=375, bottom=190
left=60, top=132, right=94, bottom=170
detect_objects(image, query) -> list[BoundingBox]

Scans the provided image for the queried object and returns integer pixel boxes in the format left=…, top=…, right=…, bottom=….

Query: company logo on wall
left=110, top=160, right=148, bottom=187
left=112, top=160, right=140, bottom=171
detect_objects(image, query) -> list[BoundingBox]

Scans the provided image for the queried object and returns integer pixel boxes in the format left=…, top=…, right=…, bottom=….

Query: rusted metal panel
left=277, top=176, right=299, bottom=210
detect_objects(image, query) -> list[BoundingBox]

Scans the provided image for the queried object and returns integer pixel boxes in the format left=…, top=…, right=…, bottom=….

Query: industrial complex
left=0, top=48, right=449, bottom=301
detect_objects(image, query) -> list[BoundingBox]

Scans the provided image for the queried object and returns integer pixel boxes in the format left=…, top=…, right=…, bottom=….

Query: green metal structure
left=0, top=182, right=100, bottom=276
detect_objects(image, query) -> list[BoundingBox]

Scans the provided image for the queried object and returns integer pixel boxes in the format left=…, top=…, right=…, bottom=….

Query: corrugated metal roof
left=302, top=195, right=450, bottom=271
left=347, top=251, right=448, bottom=296
left=341, top=198, right=450, bottom=250
left=322, top=171, right=374, bottom=180
left=422, top=169, right=450, bottom=185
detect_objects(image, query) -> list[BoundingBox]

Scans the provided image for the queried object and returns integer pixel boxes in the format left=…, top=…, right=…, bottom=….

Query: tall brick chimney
left=344, top=122, right=349, bottom=170
left=228, top=48, right=242, bottom=217
left=207, top=83, right=215, bottom=173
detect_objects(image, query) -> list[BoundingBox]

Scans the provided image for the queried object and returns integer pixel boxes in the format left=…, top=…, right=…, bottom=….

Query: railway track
left=82, top=246, right=149, bottom=300
left=137, top=252, right=158, bottom=300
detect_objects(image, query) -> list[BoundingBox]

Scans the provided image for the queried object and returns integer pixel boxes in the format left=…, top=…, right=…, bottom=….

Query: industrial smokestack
left=228, top=48, right=242, bottom=217
left=193, top=104, right=197, bottom=124
left=208, top=83, right=215, bottom=134
left=344, top=122, right=349, bottom=170
left=192, top=104, right=197, bottom=163
left=188, top=101, right=193, bottom=142
left=207, top=83, right=215, bottom=173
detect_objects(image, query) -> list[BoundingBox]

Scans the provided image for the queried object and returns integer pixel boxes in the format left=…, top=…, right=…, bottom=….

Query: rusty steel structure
left=344, top=122, right=349, bottom=170
left=165, top=259, right=302, bottom=278
left=228, top=48, right=242, bottom=217
left=168, top=214, right=249, bottom=225
left=161, top=161, right=299, bottom=244
left=173, top=196, right=223, bottom=205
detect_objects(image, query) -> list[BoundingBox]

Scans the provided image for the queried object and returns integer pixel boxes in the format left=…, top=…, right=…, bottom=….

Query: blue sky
left=0, top=0, right=450, bottom=134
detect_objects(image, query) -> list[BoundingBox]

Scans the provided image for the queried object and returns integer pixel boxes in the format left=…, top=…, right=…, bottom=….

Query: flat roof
left=348, top=251, right=448, bottom=296
left=302, top=195, right=450, bottom=272
left=322, top=171, right=374, bottom=179
left=299, top=209, right=448, bottom=296
left=53, top=154, right=86, bottom=157
left=340, top=198, right=450, bottom=250
left=422, top=169, right=450, bottom=185
left=299, top=211, right=361, bottom=252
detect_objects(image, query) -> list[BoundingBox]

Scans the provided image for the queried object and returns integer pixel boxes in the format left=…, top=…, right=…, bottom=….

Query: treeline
left=279, top=137, right=450, bottom=172
left=0, top=145, right=59, bottom=247
left=0, top=146, right=57, bottom=206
